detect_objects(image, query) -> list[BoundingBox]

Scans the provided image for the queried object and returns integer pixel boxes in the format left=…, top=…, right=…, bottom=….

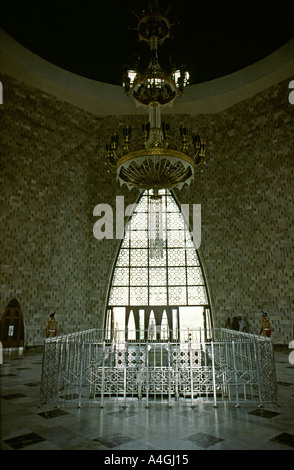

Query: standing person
left=259, top=312, right=272, bottom=337
left=238, top=316, right=246, bottom=332
left=45, top=313, right=58, bottom=338
left=224, top=317, right=231, bottom=329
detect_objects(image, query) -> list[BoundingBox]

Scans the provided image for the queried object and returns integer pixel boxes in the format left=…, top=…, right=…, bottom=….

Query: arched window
left=161, top=310, right=169, bottom=340
left=127, top=310, right=136, bottom=340
left=106, top=189, right=212, bottom=341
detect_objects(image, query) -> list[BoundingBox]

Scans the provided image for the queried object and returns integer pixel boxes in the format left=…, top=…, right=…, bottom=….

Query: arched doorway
left=0, top=299, right=24, bottom=348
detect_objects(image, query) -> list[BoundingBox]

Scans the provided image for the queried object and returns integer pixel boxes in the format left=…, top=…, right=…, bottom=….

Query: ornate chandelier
left=105, top=0, right=205, bottom=257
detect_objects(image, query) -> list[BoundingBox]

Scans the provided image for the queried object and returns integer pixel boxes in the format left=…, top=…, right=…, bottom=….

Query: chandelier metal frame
left=105, top=0, right=206, bottom=192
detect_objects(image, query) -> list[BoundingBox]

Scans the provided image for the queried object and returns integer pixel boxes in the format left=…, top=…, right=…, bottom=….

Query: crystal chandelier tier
left=105, top=0, right=206, bottom=193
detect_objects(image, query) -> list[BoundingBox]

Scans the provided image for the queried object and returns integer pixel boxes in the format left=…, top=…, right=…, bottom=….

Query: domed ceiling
left=1, top=0, right=293, bottom=86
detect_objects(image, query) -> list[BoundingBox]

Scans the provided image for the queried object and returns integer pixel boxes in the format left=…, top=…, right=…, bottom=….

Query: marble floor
left=0, top=346, right=294, bottom=453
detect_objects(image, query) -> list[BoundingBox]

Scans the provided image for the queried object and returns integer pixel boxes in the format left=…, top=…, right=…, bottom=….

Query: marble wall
left=1, top=74, right=293, bottom=345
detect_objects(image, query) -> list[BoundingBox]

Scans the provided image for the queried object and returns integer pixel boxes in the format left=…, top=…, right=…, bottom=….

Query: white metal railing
left=40, top=328, right=278, bottom=408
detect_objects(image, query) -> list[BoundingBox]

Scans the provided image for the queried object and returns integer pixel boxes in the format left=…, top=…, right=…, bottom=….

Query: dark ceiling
left=1, top=0, right=294, bottom=86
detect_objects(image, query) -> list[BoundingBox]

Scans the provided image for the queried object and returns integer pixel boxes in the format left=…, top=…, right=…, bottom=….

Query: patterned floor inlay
left=38, top=408, right=70, bottom=419
left=248, top=408, right=280, bottom=419
left=270, top=432, right=294, bottom=448
left=4, top=432, right=46, bottom=450
left=93, top=433, right=134, bottom=448
left=183, top=432, right=224, bottom=449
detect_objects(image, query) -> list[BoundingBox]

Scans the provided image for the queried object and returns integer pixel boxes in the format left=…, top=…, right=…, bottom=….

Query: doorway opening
left=0, top=299, right=24, bottom=349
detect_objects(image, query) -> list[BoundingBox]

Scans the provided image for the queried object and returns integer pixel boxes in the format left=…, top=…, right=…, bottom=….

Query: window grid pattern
left=108, top=189, right=208, bottom=307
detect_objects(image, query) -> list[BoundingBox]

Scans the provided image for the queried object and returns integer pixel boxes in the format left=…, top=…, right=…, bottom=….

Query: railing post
left=253, top=341, right=263, bottom=407
left=232, top=341, right=240, bottom=407
left=123, top=342, right=127, bottom=407
left=145, top=342, right=149, bottom=408
left=77, top=341, right=85, bottom=408
left=174, top=343, right=179, bottom=401
left=167, top=342, right=172, bottom=407
left=89, top=356, right=95, bottom=399
left=211, top=340, right=217, bottom=408
left=100, top=341, right=105, bottom=408
left=55, top=339, right=63, bottom=408
left=189, top=338, right=194, bottom=407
